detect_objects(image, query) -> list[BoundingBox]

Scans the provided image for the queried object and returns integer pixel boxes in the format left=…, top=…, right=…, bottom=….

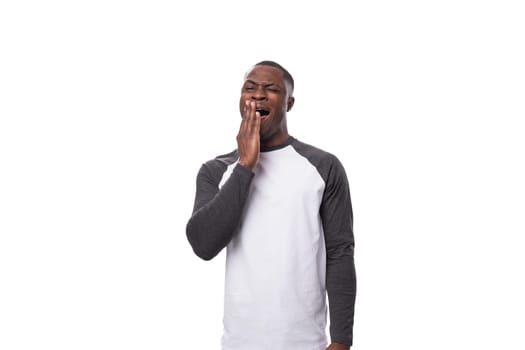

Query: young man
left=186, top=61, right=356, bottom=350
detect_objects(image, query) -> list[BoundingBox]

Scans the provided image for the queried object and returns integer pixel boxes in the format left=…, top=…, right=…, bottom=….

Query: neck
left=260, top=129, right=289, bottom=149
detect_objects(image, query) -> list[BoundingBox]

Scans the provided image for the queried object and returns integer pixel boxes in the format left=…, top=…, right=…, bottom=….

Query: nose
left=251, top=86, right=267, bottom=101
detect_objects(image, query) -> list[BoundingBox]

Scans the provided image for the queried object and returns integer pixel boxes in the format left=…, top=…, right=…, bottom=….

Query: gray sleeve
left=320, top=154, right=356, bottom=346
left=186, top=161, right=254, bottom=260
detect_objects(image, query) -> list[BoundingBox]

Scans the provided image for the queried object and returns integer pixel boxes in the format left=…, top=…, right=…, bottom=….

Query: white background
left=1, top=0, right=524, bottom=349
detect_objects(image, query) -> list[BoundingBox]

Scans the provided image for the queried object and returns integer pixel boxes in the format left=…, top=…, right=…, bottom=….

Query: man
left=186, top=61, right=356, bottom=350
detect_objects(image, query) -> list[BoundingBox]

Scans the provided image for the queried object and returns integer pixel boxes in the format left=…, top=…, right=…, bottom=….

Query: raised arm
left=186, top=161, right=253, bottom=260
left=186, top=101, right=261, bottom=260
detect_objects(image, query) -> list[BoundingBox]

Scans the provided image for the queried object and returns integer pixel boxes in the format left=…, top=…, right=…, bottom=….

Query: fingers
left=240, top=101, right=260, bottom=134
left=244, top=100, right=254, bottom=120
left=237, top=101, right=260, bottom=170
left=254, top=110, right=261, bottom=132
left=247, top=101, right=259, bottom=132
left=238, top=101, right=250, bottom=135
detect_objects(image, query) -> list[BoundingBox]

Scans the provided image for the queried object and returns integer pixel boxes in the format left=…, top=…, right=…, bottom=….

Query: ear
left=286, top=96, right=295, bottom=112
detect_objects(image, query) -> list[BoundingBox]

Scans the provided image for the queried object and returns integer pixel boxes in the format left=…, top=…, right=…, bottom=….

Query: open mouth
left=256, top=108, right=270, bottom=117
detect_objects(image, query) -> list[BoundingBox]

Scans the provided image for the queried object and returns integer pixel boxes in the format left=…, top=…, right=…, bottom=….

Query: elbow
left=194, top=249, right=216, bottom=261
left=189, top=239, right=217, bottom=261
left=186, top=220, right=218, bottom=261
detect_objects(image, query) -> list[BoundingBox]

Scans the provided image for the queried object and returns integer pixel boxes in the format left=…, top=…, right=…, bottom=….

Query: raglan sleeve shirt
left=186, top=143, right=356, bottom=347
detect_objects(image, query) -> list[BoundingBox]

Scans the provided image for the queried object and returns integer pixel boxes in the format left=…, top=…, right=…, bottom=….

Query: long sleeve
left=186, top=159, right=254, bottom=261
left=320, top=154, right=357, bottom=346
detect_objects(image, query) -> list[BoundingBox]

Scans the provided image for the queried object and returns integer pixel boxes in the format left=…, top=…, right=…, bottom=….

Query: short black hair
left=255, top=60, right=294, bottom=93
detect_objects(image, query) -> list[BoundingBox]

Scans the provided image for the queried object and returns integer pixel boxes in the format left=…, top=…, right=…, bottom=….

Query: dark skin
left=237, top=64, right=294, bottom=170
left=236, top=65, right=351, bottom=350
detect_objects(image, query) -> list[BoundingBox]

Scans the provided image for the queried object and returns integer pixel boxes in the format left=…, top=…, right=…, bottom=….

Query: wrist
left=327, top=342, right=350, bottom=350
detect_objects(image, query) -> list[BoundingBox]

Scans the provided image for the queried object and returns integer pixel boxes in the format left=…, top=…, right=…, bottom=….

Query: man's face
left=239, top=65, right=294, bottom=142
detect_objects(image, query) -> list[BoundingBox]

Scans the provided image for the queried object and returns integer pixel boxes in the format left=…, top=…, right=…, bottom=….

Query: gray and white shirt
left=186, top=136, right=356, bottom=350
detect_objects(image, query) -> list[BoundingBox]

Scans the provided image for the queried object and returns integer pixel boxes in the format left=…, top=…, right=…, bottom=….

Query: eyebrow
left=244, top=80, right=282, bottom=88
